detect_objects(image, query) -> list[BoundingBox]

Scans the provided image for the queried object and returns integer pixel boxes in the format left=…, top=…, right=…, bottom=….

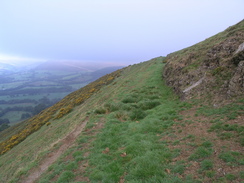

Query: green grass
left=57, top=171, right=75, bottom=183
left=219, top=151, right=243, bottom=165
left=171, top=161, right=186, bottom=174
left=36, top=58, right=182, bottom=182
left=189, top=147, right=212, bottom=161
left=75, top=59, right=183, bottom=182
left=200, top=159, right=213, bottom=171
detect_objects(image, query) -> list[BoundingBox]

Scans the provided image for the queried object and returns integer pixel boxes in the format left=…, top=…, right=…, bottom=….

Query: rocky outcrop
left=163, top=20, right=244, bottom=102
left=228, top=61, right=244, bottom=96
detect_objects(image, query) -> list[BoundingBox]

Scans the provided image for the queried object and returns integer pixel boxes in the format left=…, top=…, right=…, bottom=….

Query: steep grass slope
left=0, top=57, right=243, bottom=183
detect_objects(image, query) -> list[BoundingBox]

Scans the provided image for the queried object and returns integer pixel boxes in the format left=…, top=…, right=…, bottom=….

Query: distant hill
left=0, top=21, right=243, bottom=183
left=35, top=60, right=125, bottom=72
left=91, top=66, right=124, bottom=78
left=35, top=60, right=94, bottom=72
left=0, top=62, right=16, bottom=73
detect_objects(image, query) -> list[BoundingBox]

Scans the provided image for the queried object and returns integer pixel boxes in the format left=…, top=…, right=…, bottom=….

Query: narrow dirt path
left=20, top=119, right=88, bottom=183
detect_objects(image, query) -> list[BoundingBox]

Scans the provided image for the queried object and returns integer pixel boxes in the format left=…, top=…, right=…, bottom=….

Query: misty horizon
left=0, top=1, right=244, bottom=66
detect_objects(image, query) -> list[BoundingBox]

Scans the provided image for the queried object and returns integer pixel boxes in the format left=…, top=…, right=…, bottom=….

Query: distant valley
left=0, top=61, right=123, bottom=129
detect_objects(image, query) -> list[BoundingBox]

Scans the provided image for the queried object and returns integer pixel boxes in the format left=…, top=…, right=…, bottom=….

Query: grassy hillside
left=0, top=57, right=243, bottom=183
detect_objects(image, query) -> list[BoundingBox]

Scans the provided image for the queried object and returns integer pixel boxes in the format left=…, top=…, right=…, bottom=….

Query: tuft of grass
left=200, top=159, right=213, bottom=171
left=94, top=108, right=106, bottom=114
left=57, top=171, right=75, bottom=183
left=219, top=132, right=234, bottom=140
left=201, top=141, right=213, bottom=148
left=240, top=137, right=244, bottom=146
left=72, top=151, right=83, bottom=158
left=189, top=147, right=212, bottom=161
left=240, top=171, right=244, bottom=179
left=104, top=102, right=120, bottom=112
left=171, top=161, right=186, bottom=175
left=139, top=100, right=161, bottom=110
left=129, top=109, right=147, bottom=120
left=113, top=110, right=129, bottom=121
left=225, top=173, right=236, bottom=181
left=65, top=161, right=78, bottom=171
left=205, top=170, right=215, bottom=178
left=218, top=151, right=242, bottom=165
left=122, top=96, right=140, bottom=104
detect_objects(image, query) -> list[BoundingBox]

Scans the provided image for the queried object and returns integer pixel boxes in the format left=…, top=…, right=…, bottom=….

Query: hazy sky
left=0, top=0, right=243, bottom=65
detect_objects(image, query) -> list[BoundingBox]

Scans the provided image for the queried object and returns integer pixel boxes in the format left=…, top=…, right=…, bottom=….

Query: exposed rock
left=231, top=42, right=244, bottom=65
left=227, top=61, right=244, bottom=96
left=163, top=20, right=244, bottom=103
left=183, top=77, right=205, bottom=93
left=235, top=42, right=244, bottom=54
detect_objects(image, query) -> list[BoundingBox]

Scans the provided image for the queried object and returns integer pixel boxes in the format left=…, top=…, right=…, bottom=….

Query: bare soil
left=19, top=118, right=88, bottom=183
left=162, top=107, right=244, bottom=182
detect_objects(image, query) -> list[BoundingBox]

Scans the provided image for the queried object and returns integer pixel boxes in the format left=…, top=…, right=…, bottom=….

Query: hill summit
left=0, top=20, right=243, bottom=183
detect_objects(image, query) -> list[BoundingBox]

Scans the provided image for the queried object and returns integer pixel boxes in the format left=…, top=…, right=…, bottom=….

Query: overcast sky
left=0, top=0, right=243, bottom=66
